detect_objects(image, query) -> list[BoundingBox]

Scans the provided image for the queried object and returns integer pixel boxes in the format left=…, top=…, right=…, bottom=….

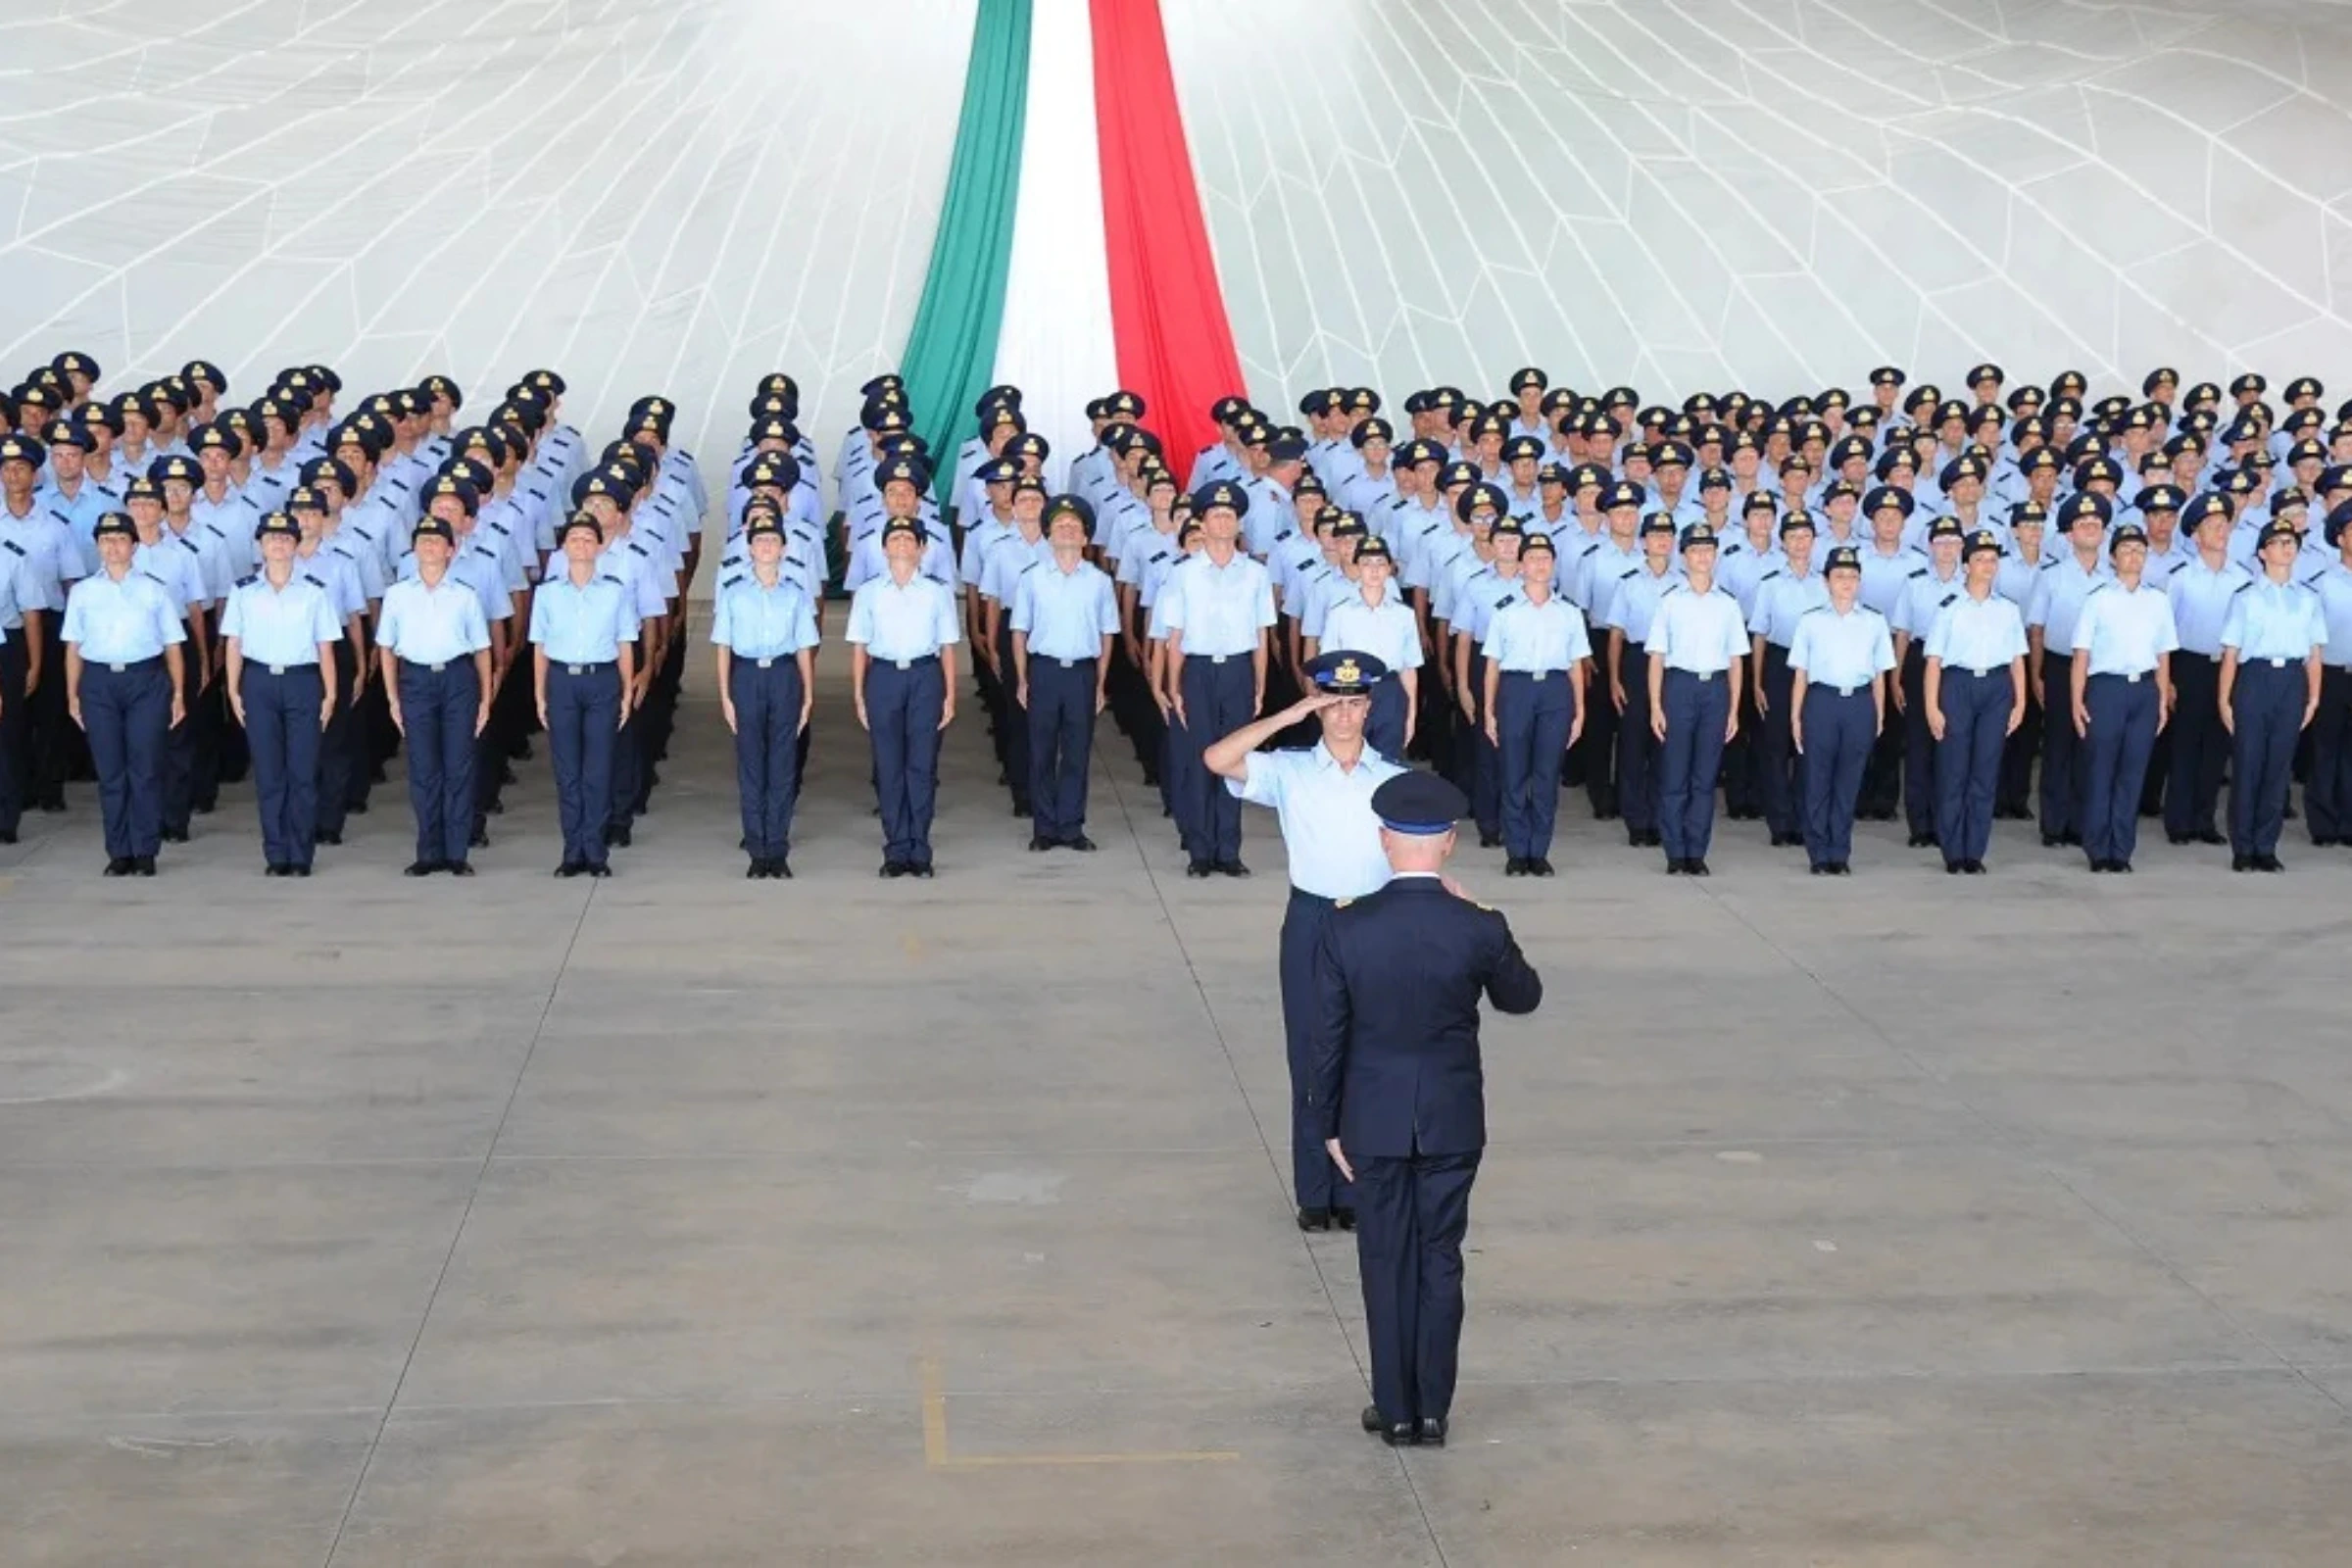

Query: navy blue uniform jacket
left=1309, top=875, right=1544, bottom=1156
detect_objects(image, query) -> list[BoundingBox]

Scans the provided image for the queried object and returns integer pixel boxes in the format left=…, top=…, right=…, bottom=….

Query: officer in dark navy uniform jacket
left=1310, top=770, right=1542, bottom=1448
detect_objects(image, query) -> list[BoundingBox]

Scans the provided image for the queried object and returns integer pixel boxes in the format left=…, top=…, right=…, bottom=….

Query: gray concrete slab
left=5, top=638, right=2352, bottom=1563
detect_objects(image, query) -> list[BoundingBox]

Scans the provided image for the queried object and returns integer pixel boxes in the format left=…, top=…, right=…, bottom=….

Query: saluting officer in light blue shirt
left=1787, top=545, right=1895, bottom=873
left=222, top=512, right=342, bottom=875
left=2219, top=519, right=2328, bottom=868
left=1921, top=530, right=2028, bottom=872
left=63, top=512, right=186, bottom=873
left=2066, top=522, right=2179, bottom=872
left=1645, top=525, right=1748, bottom=874
left=1012, top=495, right=1121, bottom=851
left=532, top=513, right=641, bottom=879
left=713, top=511, right=820, bottom=879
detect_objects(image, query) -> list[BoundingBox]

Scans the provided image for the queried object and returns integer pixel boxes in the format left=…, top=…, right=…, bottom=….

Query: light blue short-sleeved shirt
left=1161, top=552, right=1275, bottom=658
left=62, top=568, right=186, bottom=663
left=1646, top=584, right=1749, bottom=674
left=1788, top=603, right=1897, bottom=690
left=2221, top=574, right=2327, bottom=662
left=1747, top=566, right=1830, bottom=646
left=376, top=573, right=492, bottom=664
left=847, top=571, right=961, bottom=662
left=2165, top=554, right=2253, bottom=655
left=1923, top=589, right=2029, bottom=673
left=2068, top=580, right=2180, bottom=675
left=1229, top=741, right=1405, bottom=899
left=221, top=572, right=342, bottom=666
left=529, top=571, right=640, bottom=663
left=1011, top=558, right=1118, bottom=661
left=2028, top=554, right=2113, bottom=647
left=1318, top=590, right=1422, bottom=676
left=131, top=534, right=209, bottom=612
left=710, top=572, right=819, bottom=661
left=1894, top=565, right=1967, bottom=637
left=1602, top=564, right=1679, bottom=643
left=1484, top=591, right=1592, bottom=673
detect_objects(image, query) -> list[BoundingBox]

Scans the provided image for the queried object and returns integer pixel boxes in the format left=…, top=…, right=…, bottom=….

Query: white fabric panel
left=990, top=0, right=1120, bottom=491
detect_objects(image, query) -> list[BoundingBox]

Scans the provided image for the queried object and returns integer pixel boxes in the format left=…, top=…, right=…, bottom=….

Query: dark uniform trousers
left=1282, top=889, right=1352, bottom=1212
left=1179, top=656, right=1254, bottom=862
left=160, top=646, right=201, bottom=837
left=81, top=657, right=171, bottom=860
left=2230, top=660, right=2303, bottom=859
left=0, top=629, right=28, bottom=836
left=547, top=661, right=620, bottom=869
left=1465, top=652, right=1502, bottom=842
left=1798, top=683, right=1872, bottom=867
left=316, top=642, right=361, bottom=841
left=1355, top=1149, right=1480, bottom=1431
left=397, top=658, right=480, bottom=865
left=1615, top=643, right=1657, bottom=836
left=1755, top=641, right=1802, bottom=838
left=1657, top=667, right=1730, bottom=861
left=1495, top=670, right=1571, bottom=860
left=1577, top=611, right=1619, bottom=814
left=1935, top=667, right=2011, bottom=864
left=2080, top=670, right=2157, bottom=865
left=29, top=611, right=74, bottom=809
left=2307, top=664, right=2352, bottom=843
left=728, top=656, right=804, bottom=863
left=994, top=623, right=1031, bottom=812
left=1026, top=655, right=1098, bottom=843
left=242, top=663, right=324, bottom=869
left=2038, top=651, right=2082, bottom=838
left=2164, top=651, right=2228, bottom=838
left=1858, top=669, right=1904, bottom=818
left=1720, top=661, right=1761, bottom=816
left=189, top=610, right=228, bottom=812
left=1899, top=645, right=1938, bottom=837
left=608, top=700, right=641, bottom=840
left=867, top=654, right=945, bottom=868
left=1997, top=677, right=2042, bottom=817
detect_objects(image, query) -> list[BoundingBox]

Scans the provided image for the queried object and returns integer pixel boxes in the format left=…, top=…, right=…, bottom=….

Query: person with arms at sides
left=376, top=514, right=493, bottom=876
left=2303, top=501, right=2352, bottom=847
left=220, top=512, right=340, bottom=876
left=849, top=513, right=960, bottom=878
left=1992, top=503, right=2049, bottom=820
left=1480, top=531, right=1589, bottom=876
left=1602, top=512, right=1681, bottom=849
left=2218, top=519, right=2327, bottom=870
left=2030, top=492, right=2116, bottom=850
left=1787, top=546, right=1893, bottom=874
left=63, top=512, right=184, bottom=875
left=1311, top=769, right=1542, bottom=1448
left=2160, top=493, right=2250, bottom=846
left=1645, top=525, right=1748, bottom=875
left=1922, top=530, right=2029, bottom=873
left=1011, top=494, right=1120, bottom=853
left=2067, top=522, right=2178, bottom=873
left=1205, top=652, right=1404, bottom=1233
left=1162, top=480, right=1277, bottom=877
left=1892, top=516, right=1968, bottom=850
left=1747, top=511, right=1830, bottom=849
left=1308, top=534, right=1420, bottom=759
left=531, top=513, right=639, bottom=880
left=713, top=509, right=819, bottom=879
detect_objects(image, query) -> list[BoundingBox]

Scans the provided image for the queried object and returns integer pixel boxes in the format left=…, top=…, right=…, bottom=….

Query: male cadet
left=1788, top=545, right=1894, bottom=874
left=2029, top=492, right=2116, bottom=848
left=0, top=482, right=40, bottom=843
left=1481, top=529, right=1589, bottom=875
left=848, top=513, right=961, bottom=878
left=1922, top=530, right=2028, bottom=874
left=1852, top=484, right=1922, bottom=819
left=1205, top=651, right=1404, bottom=1231
left=1646, top=525, right=1748, bottom=875
left=1892, top=516, right=1968, bottom=850
left=2161, top=493, right=2249, bottom=845
left=713, top=508, right=821, bottom=879
left=1603, top=511, right=1681, bottom=848
left=2304, top=502, right=2352, bottom=846
left=62, top=511, right=186, bottom=875
left=2219, top=519, right=2327, bottom=870
left=1010, top=494, right=1119, bottom=852
left=1162, top=479, right=1277, bottom=876
left=1312, top=769, right=1542, bottom=1447
left=1993, top=502, right=2049, bottom=819
left=1246, top=434, right=1308, bottom=558
left=2, top=432, right=81, bottom=814
left=1748, top=510, right=1831, bottom=848
left=1310, top=535, right=1419, bottom=758
left=979, top=474, right=1054, bottom=815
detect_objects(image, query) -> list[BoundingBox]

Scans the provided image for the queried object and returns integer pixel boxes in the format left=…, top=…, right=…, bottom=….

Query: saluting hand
left=1325, top=1137, right=1354, bottom=1184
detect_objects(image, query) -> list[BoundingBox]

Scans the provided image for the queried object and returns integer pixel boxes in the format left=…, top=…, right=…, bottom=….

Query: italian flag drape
left=899, top=0, right=1246, bottom=492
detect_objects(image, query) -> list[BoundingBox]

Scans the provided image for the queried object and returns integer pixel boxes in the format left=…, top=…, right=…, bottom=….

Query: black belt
left=1499, top=668, right=1566, bottom=682
left=399, top=658, right=466, bottom=674
left=555, top=660, right=616, bottom=676
left=94, top=655, right=165, bottom=674
left=249, top=662, right=318, bottom=676
left=1037, top=655, right=1098, bottom=669
left=1664, top=666, right=1724, bottom=682
left=2087, top=670, right=2152, bottom=684
left=879, top=654, right=940, bottom=670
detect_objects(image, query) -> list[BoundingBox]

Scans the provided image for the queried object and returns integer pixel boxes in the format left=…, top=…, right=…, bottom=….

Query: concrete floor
left=6, top=640, right=2352, bottom=1567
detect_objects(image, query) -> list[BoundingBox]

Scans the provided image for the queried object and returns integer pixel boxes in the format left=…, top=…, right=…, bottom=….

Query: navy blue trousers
left=868, top=655, right=945, bottom=867
left=1658, top=667, right=1730, bottom=861
left=0, top=633, right=26, bottom=836
left=2230, top=660, right=2305, bottom=858
left=1900, top=647, right=1940, bottom=837
left=1616, top=644, right=1657, bottom=834
left=2081, top=671, right=2157, bottom=866
left=1180, top=656, right=1254, bottom=862
left=608, top=707, right=640, bottom=834
left=1935, top=667, right=2012, bottom=864
left=2165, top=652, right=2227, bottom=838
left=1496, top=670, right=1572, bottom=859
left=2307, top=665, right=2352, bottom=843
left=548, top=661, right=619, bottom=867
left=728, top=657, right=804, bottom=861
left=2039, top=652, right=2082, bottom=838
left=1799, top=684, right=1873, bottom=866
left=161, top=650, right=198, bottom=836
left=398, top=660, right=480, bottom=865
left=315, top=642, right=359, bottom=840
left=1026, top=655, right=1098, bottom=842
left=1756, top=643, right=1802, bottom=838
left=82, top=658, right=170, bottom=860
left=1467, top=654, right=1501, bottom=840
left=1281, top=889, right=1352, bottom=1212
left=1355, top=1150, right=1480, bottom=1428
left=243, top=663, right=324, bottom=868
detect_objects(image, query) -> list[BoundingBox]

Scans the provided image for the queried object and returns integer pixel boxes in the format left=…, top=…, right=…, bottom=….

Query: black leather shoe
left=405, top=859, right=441, bottom=876
left=745, top=859, right=764, bottom=878
left=292, top=864, right=313, bottom=877
left=2232, top=855, right=2254, bottom=871
left=584, top=862, right=612, bottom=878
left=1664, top=858, right=1686, bottom=875
left=1416, top=1417, right=1447, bottom=1447
left=1297, top=1207, right=1332, bottom=1232
left=1066, top=835, right=1097, bottom=852
left=1687, top=858, right=1710, bottom=876
left=1028, top=834, right=1054, bottom=852
left=2196, top=830, right=2226, bottom=846
left=771, top=858, right=793, bottom=879
left=881, top=860, right=906, bottom=878
left=161, top=827, right=189, bottom=844
left=555, top=861, right=579, bottom=878
left=132, top=857, right=157, bottom=876
left=910, top=863, right=935, bottom=878
left=265, top=863, right=287, bottom=877
left=2168, top=832, right=2193, bottom=846
left=1185, top=858, right=1212, bottom=878
left=448, top=860, right=476, bottom=877
left=316, top=830, right=341, bottom=846
left=1218, top=859, right=1250, bottom=877
left=1944, top=859, right=1963, bottom=874
left=1333, top=1207, right=1356, bottom=1232
left=103, top=858, right=130, bottom=876
left=609, top=822, right=633, bottom=848
left=1810, top=862, right=1829, bottom=875
left=468, top=826, right=490, bottom=849
left=1503, top=858, right=1527, bottom=876
left=1531, top=858, right=1554, bottom=876
left=1963, top=860, right=1985, bottom=874
left=1377, top=1422, right=1420, bottom=1447
left=2257, top=854, right=2284, bottom=872
left=2042, top=833, right=2063, bottom=848
left=1478, top=831, right=1501, bottom=849
left=1831, top=861, right=1852, bottom=875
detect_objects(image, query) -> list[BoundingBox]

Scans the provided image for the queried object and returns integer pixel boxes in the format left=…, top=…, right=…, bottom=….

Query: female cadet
left=221, top=512, right=341, bottom=876
left=1922, top=529, right=2029, bottom=873
left=1644, top=525, right=1748, bottom=875
left=531, top=513, right=639, bottom=879
left=1788, top=545, right=1894, bottom=874
left=2218, top=519, right=2327, bottom=870
left=713, top=510, right=818, bottom=879
left=2067, top=522, right=2179, bottom=873
left=1306, top=535, right=1420, bottom=758
left=63, top=512, right=185, bottom=875
left=375, top=514, right=493, bottom=877
left=848, top=514, right=960, bottom=878
left=1480, top=529, right=1589, bottom=876
left=1011, top=495, right=1119, bottom=853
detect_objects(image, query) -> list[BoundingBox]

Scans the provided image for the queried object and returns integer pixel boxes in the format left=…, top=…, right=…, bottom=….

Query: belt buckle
left=1209, top=653, right=1229, bottom=665
left=1695, top=669, right=1713, bottom=682
left=567, top=663, right=587, bottom=676
left=429, top=661, right=447, bottom=673
left=108, top=662, right=126, bottom=673
left=269, top=663, right=287, bottom=676
left=2270, top=658, right=2286, bottom=668
left=895, top=659, right=911, bottom=671
left=756, top=657, right=774, bottom=669
left=1531, top=670, right=1547, bottom=682
left=2126, top=671, right=2140, bottom=683
left=1836, top=683, right=1857, bottom=697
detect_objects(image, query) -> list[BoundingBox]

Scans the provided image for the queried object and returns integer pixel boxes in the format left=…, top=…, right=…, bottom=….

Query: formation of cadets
left=7, top=353, right=2352, bottom=880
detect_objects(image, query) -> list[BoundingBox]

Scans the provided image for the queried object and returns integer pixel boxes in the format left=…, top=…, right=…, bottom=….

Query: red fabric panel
left=1089, top=0, right=1246, bottom=486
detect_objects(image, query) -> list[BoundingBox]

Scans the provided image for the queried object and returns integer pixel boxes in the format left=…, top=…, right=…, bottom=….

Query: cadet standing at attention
left=1010, top=494, right=1120, bottom=853
left=2030, top=493, right=2115, bottom=849
left=849, top=514, right=960, bottom=878
left=1922, top=530, right=2029, bottom=873
left=2218, top=519, right=2327, bottom=870
left=1480, top=530, right=1588, bottom=875
left=376, top=514, right=493, bottom=877
left=1787, top=546, right=1893, bottom=874
left=220, top=512, right=340, bottom=876
left=530, top=513, right=638, bottom=880
left=1646, top=525, right=1748, bottom=875
left=64, top=512, right=185, bottom=875
left=712, top=510, right=819, bottom=879
left=1205, top=651, right=1403, bottom=1231
left=1311, top=769, right=1542, bottom=1448
left=2067, top=522, right=2179, bottom=873
left=1162, top=480, right=1276, bottom=877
